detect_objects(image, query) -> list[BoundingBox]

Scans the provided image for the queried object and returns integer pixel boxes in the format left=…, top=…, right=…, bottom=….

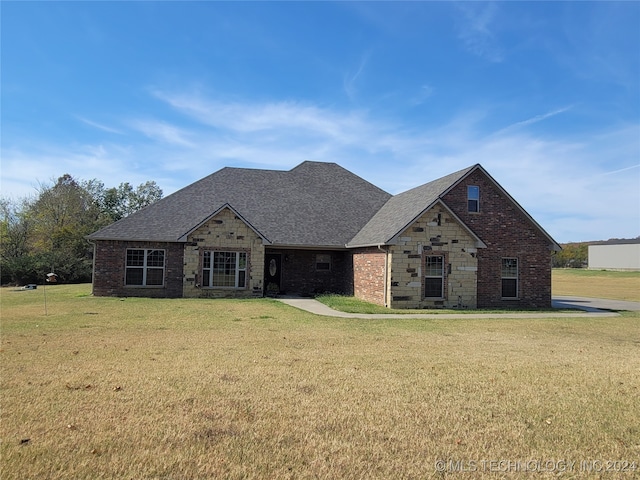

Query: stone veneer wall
left=92, top=240, right=184, bottom=298
left=388, top=205, right=479, bottom=309
left=183, top=208, right=265, bottom=298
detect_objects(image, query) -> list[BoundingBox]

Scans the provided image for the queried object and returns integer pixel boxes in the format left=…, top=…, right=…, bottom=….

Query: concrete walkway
left=276, top=296, right=639, bottom=319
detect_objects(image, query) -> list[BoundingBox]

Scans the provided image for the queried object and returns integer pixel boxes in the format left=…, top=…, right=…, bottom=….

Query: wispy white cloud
left=599, top=164, right=640, bottom=177
left=75, top=116, right=123, bottom=135
left=1, top=143, right=137, bottom=197
left=150, top=88, right=372, bottom=144
left=410, top=84, right=435, bottom=106
left=454, top=2, right=504, bottom=63
left=127, top=119, right=195, bottom=147
left=343, top=50, right=372, bottom=101
left=492, top=106, right=575, bottom=136
left=2, top=89, right=638, bottom=242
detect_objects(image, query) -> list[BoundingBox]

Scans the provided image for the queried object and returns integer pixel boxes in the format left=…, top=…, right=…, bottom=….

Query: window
left=424, top=255, right=444, bottom=298
left=467, top=185, right=480, bottom=213
left=501, top=258, right=518, bottom=298
left=125, top=249, right=165, bottom=286
left=202, top=251, right=247, bottom=288
left=316, top=254, right=331, bottom=271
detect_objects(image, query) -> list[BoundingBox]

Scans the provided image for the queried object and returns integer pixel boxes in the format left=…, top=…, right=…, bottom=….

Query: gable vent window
left=125, top=249, right=165, bottom=287
left=424, top=255, right=445, bottom=298
left=202, top=251, right=247, bottom=288
left=467, top=185, right=480, bottom=213
left=501, top=258, right=518, bottom=299
left=316, top=254, right=331, bottom=271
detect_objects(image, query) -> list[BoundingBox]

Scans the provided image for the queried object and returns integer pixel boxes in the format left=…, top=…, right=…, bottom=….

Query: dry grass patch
left=553, top=269, right=640, bottom=302
left=1, top=284, right=639, bottom=479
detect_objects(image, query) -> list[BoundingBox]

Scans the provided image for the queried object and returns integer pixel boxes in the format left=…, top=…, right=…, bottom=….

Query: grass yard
left=552, top=269, right=640, bottom=302
left=1, top=283, right=639, bottom=479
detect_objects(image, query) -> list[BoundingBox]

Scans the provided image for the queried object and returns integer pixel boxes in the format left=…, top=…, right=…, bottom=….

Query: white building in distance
left=588, top=244, right=640, bottom=271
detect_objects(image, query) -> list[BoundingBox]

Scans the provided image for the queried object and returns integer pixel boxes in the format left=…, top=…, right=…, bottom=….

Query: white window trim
left=501, top=257, right=519, bottom=299
left=424, top=255, right=445, bottom=299
left=125, top=248, right=165, bottom=288
left=202, top=250, right=248, bottom=289
left=467, top=185, right=480, bottom=213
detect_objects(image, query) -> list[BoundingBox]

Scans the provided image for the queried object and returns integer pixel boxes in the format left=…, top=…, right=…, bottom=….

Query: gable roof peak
left=291, top=160, right=339, bottom=169
left=348, top=165, right=476, bottom=248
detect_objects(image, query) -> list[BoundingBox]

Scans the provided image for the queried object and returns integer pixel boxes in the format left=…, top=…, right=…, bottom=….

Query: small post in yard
left=44, top=272, right=58, bottom=316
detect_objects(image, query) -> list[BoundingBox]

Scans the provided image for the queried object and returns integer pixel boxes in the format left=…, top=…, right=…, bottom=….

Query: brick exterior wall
left=442, top=169, right=553, bottom=308
left=92, top=240, right=183, bottom=298
left=183, top=207, right=265, bottom=299
left=353, top=247, right=388, bottom=306
left=272, top=249, right=353, bottom=296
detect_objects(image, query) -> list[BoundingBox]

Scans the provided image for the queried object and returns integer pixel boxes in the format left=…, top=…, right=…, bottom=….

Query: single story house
left=88, top=161, right=560, bottom=309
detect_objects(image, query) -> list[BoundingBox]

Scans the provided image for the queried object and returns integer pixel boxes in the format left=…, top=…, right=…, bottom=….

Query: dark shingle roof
left=88, top=161, right=392, bottom=247
left=347, top=165, right=476, bottom=247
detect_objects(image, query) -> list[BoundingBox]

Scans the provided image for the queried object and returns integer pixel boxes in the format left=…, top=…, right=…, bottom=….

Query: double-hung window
left=501, top=258, right=518, bottom=298
left=424, top=255, right=445, bottom=298
left=316, top=254, right=331, bottom=271
left=467, top=185, right=480, bottom=213
left=125, top=249, right=165, bottom=286
left=202, top=251, right=247, bottom=288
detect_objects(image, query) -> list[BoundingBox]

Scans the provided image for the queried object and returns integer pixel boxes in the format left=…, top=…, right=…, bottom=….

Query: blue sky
left=2, top=1, right=639, bottom=243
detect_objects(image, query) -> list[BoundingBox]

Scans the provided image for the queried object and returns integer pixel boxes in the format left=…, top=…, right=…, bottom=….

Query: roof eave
left=86, top=235, right=185, bottom=243
left=345, top=242, right=389, bottom=249
left=268, top=243, right=350, bottom=251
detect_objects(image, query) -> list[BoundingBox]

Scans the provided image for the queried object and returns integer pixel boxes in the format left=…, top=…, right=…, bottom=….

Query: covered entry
left=264, top=248, right=353, bottom=297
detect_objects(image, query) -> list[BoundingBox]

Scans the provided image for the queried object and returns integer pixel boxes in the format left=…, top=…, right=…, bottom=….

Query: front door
left=264, top=253, right=282, bottom=295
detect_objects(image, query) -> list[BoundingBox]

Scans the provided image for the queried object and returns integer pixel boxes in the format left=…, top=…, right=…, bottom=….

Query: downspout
left=87, top=239, right=96, bottom=296
left=377, top=244, right=389, bottom=307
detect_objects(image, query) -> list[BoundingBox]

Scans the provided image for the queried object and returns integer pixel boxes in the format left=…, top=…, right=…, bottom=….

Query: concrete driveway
left=552, top=296, right=640, bottom=312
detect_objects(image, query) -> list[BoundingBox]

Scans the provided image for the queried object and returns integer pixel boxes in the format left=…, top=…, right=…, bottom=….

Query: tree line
left=551, top=242, right=588, bottom=268
left=1, top=174, right=162, bottom=285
